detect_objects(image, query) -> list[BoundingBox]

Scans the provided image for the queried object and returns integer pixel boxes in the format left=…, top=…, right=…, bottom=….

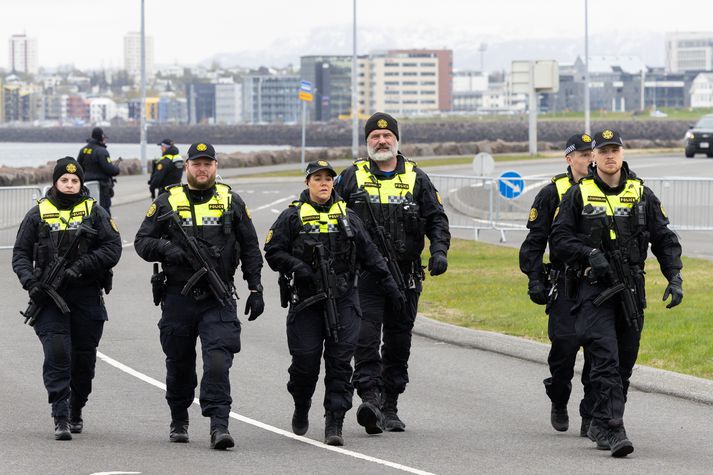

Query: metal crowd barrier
left=0, top=181, right=100, bottom=250
left=431, top=174, right=713, bottom=242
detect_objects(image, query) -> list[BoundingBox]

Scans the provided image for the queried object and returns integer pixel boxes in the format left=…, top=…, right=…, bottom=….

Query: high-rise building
left=215, top=82, right=243, bottom=124
left=124, top=32, right=155, bottom=78
left=186, top=83, right=216, bottom=124
left=242, top=74, right=300, bottom=124
left=666, top=32, right=713, bottom=73
left=8, top=34, right=39, bottom=74
left=300, top=55, right=356, bottom=122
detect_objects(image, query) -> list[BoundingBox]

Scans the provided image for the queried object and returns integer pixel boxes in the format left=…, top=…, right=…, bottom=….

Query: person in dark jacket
left=550, top=129, right=683, bottom=457
left=134, top=142, right=264, bottom=450
left=519, top=134, right=595, bottom=436
left=77, top=127, right=120, bottom=215
left=149, top=139, right=184, bottom=198
left=12, top=157, right=122, bottom=441
left=334, top=113, right=450, bottom=434
left=264, top=160, right=402, bottom=446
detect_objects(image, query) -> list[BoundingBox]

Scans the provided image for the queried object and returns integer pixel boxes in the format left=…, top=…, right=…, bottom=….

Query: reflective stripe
left=580, top=178, right=643, bottom=239
left=162, top=153, right=183, bottom=163
left=167, top=184, right=232, bottom=227
left=38, top=198, right=94, bottom=231
left=353, top=159, right=417, bottom=204
left=297, top=200, right=348, bottom=234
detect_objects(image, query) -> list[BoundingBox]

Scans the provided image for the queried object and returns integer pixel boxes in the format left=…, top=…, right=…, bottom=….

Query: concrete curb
left=413, top=315, right=713, bottom=406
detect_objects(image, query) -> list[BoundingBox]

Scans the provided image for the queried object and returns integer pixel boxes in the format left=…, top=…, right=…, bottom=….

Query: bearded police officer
left=335, top=113, right=450, bottom=434
left=12, top=157, right=122, bottom=440
left=519, top=134, right=595, bottom=436
left=77, top=127, right=120, bottom=215
left=149, top=139, right=184, bottom=198
left=134, top=142, right=264, bottom=450
left=550, top=129, right=683, bottom=457
left=264, top=160, right=402, bottom=446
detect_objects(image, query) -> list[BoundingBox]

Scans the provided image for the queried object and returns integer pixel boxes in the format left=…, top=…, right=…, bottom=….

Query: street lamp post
left=584, top=0, right=590, bottom=134
left=140, top=0, right=147, bottom=174
left=351, top=0, right=359, bottom=159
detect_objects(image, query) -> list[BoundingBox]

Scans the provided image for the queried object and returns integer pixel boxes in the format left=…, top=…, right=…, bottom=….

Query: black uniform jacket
left=334, top=154, right=450, bottom=257
left=77, top=138, right=120, bottom=182
left=149, top=145, right=183, bottom=193
left=12, top=188, right=122, bottom=290
left=550, top=163, right=683, bottom=280
left=519, top=167, right=576, bottom=280
left=133, top=184, right=263, bottom=290
left=264, top=189, right=393, bottom=283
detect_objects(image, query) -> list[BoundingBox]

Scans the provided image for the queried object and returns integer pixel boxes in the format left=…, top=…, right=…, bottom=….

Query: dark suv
left=685, top=114, right=713, bottom=158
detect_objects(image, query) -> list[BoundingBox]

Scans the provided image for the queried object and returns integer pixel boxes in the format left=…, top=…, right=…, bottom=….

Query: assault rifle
left=159, top=211, right=237, bottom=308
left=21, top=222, right=98, bottom=326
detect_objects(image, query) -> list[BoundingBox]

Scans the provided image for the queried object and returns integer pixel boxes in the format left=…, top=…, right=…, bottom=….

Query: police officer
left=265, top=160, right=402, bottom=446
left=550, top=129, right=683, bottom=457
left=77, top=127, right=120, bottom=215
left=519, top=134, right=595, bottom=436
left=12, top=157, right=122, bottom=440
left=149, top=139, right=184, bottom=198
left=134, top=142, right=264, bottom=450
left=335, top=113, right=450, bottom=434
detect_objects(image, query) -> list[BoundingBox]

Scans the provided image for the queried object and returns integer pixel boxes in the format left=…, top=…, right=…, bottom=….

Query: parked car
left=684, top=114, right=713, bottom=158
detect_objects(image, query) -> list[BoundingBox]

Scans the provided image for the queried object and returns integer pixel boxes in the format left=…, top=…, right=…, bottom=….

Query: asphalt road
left=1, top=156, right=712, bottom=474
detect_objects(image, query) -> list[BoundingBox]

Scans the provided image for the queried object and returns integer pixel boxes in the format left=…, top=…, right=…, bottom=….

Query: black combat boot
left=54, top=417, right=72, bottom=441
left=324, top=412, right=344, bottom=446
left=607, top=425, right=634, bottom=458
left=587, top=419, right=609, bottom=450
left=382, top=393, right=406, bottom=432
left=69, top=405, right=83, bottom=434
left=550, top=402, right=569, bottom=432
left=169, top=420, right=189, bottom=443
left=356, top=388, right=383, bottom=435
left=292, top=401, right=311, bottom=436
left=210, top=426, right=235, bottom=450
left=580, top=416, right=592, bottom=438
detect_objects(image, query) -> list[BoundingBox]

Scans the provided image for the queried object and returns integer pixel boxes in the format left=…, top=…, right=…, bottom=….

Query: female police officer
left=12, top=157, right=122, bottom=440
left=264, top=160, right=402, bottom=446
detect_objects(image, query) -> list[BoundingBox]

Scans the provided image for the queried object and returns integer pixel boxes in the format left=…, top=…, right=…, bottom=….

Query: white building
left=665, top=32, right=713, bottom=73
left=8, top=34, right=38, bottom=74
left=89, top=97, right=118, bottom=124
left=124, top=32, right=155, bottom=78
left=690, top=73, right=713, bottom=108
left=215, top=82, right=243, bottom=124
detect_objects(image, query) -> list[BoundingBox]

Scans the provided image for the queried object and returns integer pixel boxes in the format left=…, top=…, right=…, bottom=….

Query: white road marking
left=252, top=196, right=294, bottom=212
left=271, top=209, right=280, bottom=214
left=90, top=472, right=141, bottom=475
left=96, top=352, right=435, bottom=475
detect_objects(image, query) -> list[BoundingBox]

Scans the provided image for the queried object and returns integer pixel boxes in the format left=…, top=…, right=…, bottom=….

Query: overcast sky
left=2, top=0, right=713, bottom=71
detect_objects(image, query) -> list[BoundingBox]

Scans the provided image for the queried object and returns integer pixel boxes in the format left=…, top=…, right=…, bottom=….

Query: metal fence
left=431, top=174, right=713, bottom=241
left=0, top=181, right=101, bottom=250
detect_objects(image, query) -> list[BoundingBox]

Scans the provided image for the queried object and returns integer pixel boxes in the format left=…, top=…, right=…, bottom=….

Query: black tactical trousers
left=159, top=292, right=241, bottom=428
left=543, top=277, right=594, bottom=418
left=99, top=181, right=113, bottom=216
left=352, top=270, right=421, bottom=397
left=33, top=286, right=107, bottom=418
left=574, top=282, right=642, bottom=426
left=286, top=289, right=360, bottom=414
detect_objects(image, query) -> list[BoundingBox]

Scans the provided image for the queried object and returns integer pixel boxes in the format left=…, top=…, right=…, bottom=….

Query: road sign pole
left=529, top=85, right=538, bottom=156
left=301, top=100, right=306, bottom=171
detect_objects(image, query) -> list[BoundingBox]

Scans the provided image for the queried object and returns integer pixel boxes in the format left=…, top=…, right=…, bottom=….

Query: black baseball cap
left=305, top=160, right=336, bottom=177
left=187, top=142, right=217, bottom=161
left=564, top=134, right=593, bottom=155
left=592, top=129, right=624, bottom=149
left=157, top=138, right=173, bottom=147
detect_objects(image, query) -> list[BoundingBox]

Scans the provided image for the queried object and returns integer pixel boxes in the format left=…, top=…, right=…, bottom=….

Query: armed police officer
left=134, top=142, right=264, bottom=450
left=550, top=129, right=683, bottom=457
left=149, top=139, right=184, bottom=198
left=77, top=127, right=120, bottom=215
left=335, top=113, right=450, bottom=434
left=265, top=160, right=402, bottom=446
left=12, top=157, right=122, bottom=441
left=519, top=134, right=595, bottom=436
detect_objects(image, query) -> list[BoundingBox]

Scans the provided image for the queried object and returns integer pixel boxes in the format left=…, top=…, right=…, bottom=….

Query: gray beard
left=368, top=142, right=398, bottom=162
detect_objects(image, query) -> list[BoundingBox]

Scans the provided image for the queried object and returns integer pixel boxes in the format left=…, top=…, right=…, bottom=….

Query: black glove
left=528, top=278, right=548, bottom=305
left=245, top=291, right=265, bottom=321
left=428, top=252, right=448, bottom=276
left=64, top=263, right=82, bottom=281
left=588, top=249, right=610, bottom=282
left=382, top=276, right=406, bottom=315
left=294, top=263, right=314, bottom=281
left=28, top=282, right=47, bottom=304
left=163, top=243, right=187, bottom=265
left=663, top=273, right=683, bottom=309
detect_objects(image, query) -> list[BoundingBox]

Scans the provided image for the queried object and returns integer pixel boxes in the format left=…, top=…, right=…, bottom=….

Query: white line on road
left=271, top=209, right=280, bottom=214
left=252, top=196, right=294, bottom=212
left=96, top=351, right=435, bottom=475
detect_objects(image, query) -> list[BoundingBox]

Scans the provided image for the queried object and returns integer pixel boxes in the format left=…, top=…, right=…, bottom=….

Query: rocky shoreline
left=0, top=138, right=681, bottom=186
